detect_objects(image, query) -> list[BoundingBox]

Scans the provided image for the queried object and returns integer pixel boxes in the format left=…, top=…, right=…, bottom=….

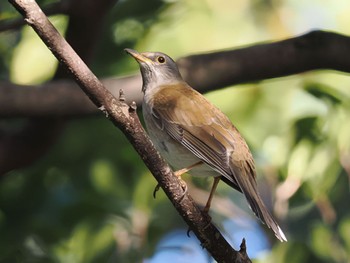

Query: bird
left=125, top=48, right=287, bottom=242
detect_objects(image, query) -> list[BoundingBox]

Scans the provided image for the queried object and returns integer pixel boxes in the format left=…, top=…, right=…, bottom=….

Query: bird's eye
left=157, top=56, right=166, bottom=64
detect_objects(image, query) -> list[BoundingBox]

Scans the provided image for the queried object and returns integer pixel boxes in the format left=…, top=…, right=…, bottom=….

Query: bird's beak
left=124, top=48, right=152, bottom=64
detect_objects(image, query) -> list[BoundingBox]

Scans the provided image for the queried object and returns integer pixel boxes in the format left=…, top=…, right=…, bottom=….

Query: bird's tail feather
left=245, top=187, right=287, bottom=242
left=230, top=161, right=287, bottom=242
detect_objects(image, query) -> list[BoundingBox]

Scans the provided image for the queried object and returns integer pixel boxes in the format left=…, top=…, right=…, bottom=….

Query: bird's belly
left=143, top=109, right=218, bottom=178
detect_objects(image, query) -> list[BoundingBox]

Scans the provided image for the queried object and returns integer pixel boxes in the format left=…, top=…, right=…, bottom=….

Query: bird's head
left=125, top=48, right=183, bottom=93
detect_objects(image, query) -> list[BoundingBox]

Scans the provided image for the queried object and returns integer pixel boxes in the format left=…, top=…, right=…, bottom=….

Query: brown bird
left=125, top=48, right=287, bottom=242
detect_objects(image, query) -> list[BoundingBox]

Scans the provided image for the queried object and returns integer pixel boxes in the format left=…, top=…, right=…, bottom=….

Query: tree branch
left=8, top=0, right=251, bottom=262
left=0, top=76, right=142, bottom=118
left=1, top=31, right=350, bottom=117
left=178, top=30, right=350, bottom=92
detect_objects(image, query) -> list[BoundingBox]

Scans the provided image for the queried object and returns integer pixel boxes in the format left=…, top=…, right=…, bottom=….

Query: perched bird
left=125, top=48, right=287, bottom=242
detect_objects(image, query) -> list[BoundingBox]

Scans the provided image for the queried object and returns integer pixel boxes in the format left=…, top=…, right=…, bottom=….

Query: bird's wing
left=150, top=84, right=254, bottom=187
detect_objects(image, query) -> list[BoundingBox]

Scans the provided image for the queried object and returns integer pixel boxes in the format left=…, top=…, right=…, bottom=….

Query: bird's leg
left=173, top=161, right=203, bottom=177
left=203, top=176, right=221, bottom=213
left=153, top=161, right=203, bottom=199
left=188, top=173, right=220, bottom=235
left=174, top=161, right=202, bottom=192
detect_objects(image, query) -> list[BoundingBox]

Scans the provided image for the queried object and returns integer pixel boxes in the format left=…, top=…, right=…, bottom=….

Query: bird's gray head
left=125, top=48, right=183, bottom=93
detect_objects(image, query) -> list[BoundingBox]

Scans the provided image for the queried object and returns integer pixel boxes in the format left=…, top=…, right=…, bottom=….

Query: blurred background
left=1, top=0, right=350, bottom=262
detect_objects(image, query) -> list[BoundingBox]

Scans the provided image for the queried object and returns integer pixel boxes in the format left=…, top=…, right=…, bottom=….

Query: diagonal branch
left=8, top=0, right=251, bottom=262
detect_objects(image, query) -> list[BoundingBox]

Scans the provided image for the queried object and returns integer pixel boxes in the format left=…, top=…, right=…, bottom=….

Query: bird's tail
left=230, top=160, right=287, bottom=242
left=245, top=186, right=287, bottom=242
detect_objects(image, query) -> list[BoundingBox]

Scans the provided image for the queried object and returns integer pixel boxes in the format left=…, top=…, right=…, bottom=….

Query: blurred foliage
left=1, top=0, right=350, bottom=262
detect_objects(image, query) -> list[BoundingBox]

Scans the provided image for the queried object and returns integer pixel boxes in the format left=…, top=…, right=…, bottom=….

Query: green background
left=1, top=0, right=350, bottom=262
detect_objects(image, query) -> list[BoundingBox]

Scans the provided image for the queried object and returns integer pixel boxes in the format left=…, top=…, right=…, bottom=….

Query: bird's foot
left=153, top=178, right=188, bottom=199
left=186, top=208, right=212, bottom=238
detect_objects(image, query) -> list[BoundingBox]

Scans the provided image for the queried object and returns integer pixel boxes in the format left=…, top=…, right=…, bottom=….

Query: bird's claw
left=187, top=227, right=193, bottom=237
left=177, top=179, right=188, bottom=202
left=153, top=178, right=187, bottom=199
left=153, top=184, right=161, bottom=199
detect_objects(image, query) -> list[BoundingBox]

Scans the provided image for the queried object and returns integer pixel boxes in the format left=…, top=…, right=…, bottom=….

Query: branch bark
left=8, top=0, right=251, bottom=262
left=1, top=31, right=350, bottom=117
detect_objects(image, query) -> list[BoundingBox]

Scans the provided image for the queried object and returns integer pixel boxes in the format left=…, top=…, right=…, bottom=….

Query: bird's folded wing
left=151, top=84, right=247, bottom=185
